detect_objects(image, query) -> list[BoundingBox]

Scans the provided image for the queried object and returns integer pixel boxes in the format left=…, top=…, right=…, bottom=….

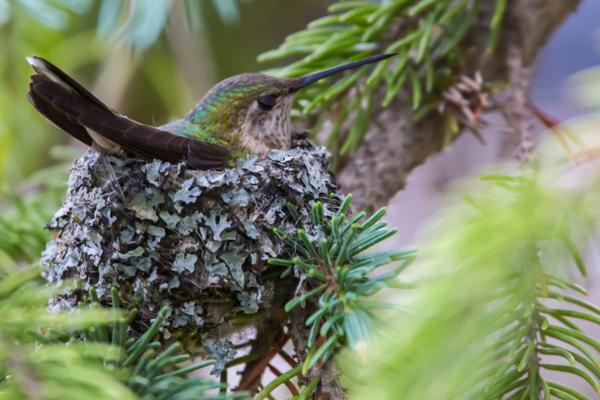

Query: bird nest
left=41, top=146, right=341, bottom=345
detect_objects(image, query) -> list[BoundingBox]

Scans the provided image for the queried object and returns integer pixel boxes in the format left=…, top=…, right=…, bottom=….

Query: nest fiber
left=41, top=146, right=340, bottom=340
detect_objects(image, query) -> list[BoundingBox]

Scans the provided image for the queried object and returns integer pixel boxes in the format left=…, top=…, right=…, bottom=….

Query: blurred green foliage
left=0, top=2, right=103, bottom=185
left=0, top=151, right=69, bottom=264
left=343, top=168, right=600, bottom=399
left=0, top=264, right=131, bottom=399
left=569, top=65, right=600, bottom=111
left=0, top=262, right=246, bottom=399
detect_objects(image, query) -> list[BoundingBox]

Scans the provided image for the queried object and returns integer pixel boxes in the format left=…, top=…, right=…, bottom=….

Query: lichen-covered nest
left=41, top=146, right=341, bottom=341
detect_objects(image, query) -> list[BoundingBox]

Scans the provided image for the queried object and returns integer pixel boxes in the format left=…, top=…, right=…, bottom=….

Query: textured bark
left=337, top=0, right=581, bottom=213
left=309, top=362, right=345, bottom=400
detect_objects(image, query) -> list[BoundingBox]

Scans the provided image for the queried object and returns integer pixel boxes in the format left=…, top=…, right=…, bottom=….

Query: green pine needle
left=260, top=0, right=508, bottom=156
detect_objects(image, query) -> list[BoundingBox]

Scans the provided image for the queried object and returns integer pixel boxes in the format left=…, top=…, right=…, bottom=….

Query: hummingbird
left=27, top=53, right=393, bottom=169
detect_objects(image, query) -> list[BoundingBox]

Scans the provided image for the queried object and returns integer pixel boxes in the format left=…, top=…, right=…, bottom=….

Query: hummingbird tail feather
left=27, top=75, right=93, bottom=146
left=27, top=56, right=230, bottom=169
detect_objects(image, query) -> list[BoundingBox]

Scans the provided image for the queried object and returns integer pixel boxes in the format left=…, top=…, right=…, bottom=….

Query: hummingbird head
left=186, top=53, right=394, bottom=154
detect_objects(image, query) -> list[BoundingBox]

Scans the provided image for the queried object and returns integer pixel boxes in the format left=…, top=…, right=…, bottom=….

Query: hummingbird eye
left=257, top=94, right=278, bottom=110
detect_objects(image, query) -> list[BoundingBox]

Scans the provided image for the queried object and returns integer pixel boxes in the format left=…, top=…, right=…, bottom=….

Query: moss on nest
left=41, top=146, right=341, bottom=347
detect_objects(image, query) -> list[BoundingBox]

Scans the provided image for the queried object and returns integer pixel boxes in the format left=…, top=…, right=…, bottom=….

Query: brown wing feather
left=27, top=56, right=230, bottom=169
left=28, top=56, right=112, bottom=112
left=28, top=77, right=93, bottom=146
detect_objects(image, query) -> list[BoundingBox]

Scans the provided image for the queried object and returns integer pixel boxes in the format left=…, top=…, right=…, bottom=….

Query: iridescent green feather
left=181, top=80, right=271, bottom=146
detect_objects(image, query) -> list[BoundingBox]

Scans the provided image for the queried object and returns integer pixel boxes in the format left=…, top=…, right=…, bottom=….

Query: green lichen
left=41, top=146, right=341, bottom=353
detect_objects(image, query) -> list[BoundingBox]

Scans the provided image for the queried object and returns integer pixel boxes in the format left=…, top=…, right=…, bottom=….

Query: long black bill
left=292, top=53, right=395, bottom=91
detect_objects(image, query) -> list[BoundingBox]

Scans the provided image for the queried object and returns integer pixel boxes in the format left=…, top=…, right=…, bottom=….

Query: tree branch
left=337, top=0, right=581, bottom=213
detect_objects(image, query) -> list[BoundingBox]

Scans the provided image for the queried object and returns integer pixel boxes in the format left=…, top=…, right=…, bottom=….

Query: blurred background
left=387, top=0, right=600, bottom=246
left=1, top=1, right=599, bottom=398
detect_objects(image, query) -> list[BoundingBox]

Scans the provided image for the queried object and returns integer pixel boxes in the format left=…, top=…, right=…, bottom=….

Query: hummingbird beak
left=291, top=53, right=395, bottom=92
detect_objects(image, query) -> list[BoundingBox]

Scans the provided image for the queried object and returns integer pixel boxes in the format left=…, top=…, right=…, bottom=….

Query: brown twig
left=236, top=334, right=289, bottom=392
left=528, top=100, right=587, bottom=162
left=267, top=363, right=300, bottom=396
left=278, top=349, right=298, bottom=369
